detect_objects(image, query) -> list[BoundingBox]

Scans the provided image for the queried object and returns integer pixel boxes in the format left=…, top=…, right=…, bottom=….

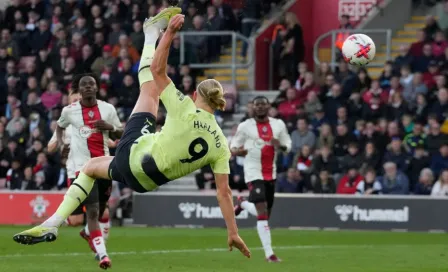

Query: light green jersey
left=129, top=81, right=231, bottom=191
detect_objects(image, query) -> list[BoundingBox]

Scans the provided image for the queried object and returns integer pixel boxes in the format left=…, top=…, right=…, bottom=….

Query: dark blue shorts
left=108, top=112, right=156, bottom=193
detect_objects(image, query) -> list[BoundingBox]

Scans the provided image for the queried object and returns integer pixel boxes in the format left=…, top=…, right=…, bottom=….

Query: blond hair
left=197, top=79, right=226, bottom=111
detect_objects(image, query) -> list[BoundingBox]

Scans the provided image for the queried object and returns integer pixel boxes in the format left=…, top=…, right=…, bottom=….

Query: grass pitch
left=0, top=226, right=447, bottom=271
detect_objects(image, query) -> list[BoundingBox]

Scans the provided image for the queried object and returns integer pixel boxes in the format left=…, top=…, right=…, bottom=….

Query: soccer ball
left=341, top=34, right=376, bottom=66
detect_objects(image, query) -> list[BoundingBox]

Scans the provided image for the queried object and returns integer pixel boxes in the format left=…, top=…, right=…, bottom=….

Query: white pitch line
left=0, top=244, right=423, bottom=259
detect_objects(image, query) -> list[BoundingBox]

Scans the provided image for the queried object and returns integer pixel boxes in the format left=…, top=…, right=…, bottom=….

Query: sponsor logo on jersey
left=179, top=202, right=249, bottom=219
left=79, top=125, right=94, bottom=138
left=334, top=205, right=409, bottom=223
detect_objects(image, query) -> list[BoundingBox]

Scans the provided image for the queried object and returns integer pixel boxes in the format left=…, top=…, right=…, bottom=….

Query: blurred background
left=0, top=0, right=447, bottom=227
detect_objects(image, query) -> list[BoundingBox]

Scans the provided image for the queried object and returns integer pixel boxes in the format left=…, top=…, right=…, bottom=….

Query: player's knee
left=81, top=159, right=97, bottom=177
left=67, top=215, right=84, bottom=226
left=255, top=202, right=268, bottom=220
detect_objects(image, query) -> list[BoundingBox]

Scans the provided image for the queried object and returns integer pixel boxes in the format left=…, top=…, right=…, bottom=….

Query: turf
left=1, top=226, right=448, bottom=271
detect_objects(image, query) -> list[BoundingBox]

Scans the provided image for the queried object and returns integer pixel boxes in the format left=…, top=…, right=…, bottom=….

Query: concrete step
left=392, top=37, right=417, bottom=44
left=381, top=44, right=404, bottom=51
left=404, top=23, right=425, bottom=30
left=397, top=30, right=417, bottom=37
left=219, top=55, right=246, bottom=62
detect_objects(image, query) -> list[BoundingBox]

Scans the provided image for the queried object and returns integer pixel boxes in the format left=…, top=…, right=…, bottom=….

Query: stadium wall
left=357, top=0, right=412, bottom=47
left=133, top=193, right=448, bottom=232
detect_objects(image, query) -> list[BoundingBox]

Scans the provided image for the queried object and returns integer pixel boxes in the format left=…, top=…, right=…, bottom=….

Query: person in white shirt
left=431, top=169, right=448, bottom=197
left=231, top=96, right=291, bottom=262
left=54, top=74, right=123, bottom=267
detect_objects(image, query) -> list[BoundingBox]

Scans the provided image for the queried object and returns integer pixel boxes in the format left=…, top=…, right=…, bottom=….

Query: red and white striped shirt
left=57, top=100, right=122, bottom=174
left=230, top=118, right=291, bottom=182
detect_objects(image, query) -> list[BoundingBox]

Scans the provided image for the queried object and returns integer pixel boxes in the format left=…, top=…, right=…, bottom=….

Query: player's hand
left=228, top=234, right=251, bottom=258
left=231, top=147, right=248, bottom=157
left=270, top=138, right=281, bottom=148
left=90, top=120, right=114, bottom=131
left=167, top=14, right=184, bottom=33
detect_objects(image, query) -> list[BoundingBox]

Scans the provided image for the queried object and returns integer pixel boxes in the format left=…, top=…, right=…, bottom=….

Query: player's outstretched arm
left=215, top=173, right=251, bottom=258
left=151, top=14, right=185, bottom=96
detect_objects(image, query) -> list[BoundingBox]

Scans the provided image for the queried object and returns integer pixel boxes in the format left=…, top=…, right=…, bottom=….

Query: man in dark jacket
left=431, top=143, right=448, bottom=177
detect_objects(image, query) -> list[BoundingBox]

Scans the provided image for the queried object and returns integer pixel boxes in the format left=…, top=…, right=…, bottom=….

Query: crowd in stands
left=221, top=13, right=448, bottom=196
left=0, top=0, right=280, bottom=191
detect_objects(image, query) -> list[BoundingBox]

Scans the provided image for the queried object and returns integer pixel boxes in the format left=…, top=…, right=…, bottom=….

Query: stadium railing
left=179, top=31, right=254, bottom=86
left=313, top=28, right=393, bottom=70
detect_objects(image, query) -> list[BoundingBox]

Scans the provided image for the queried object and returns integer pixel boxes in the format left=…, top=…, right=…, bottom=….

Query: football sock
left=241, top=200, right=258, bottom=216
left=138, top=26, right=159, bottom=86
left=84, top=224, right=90, bottom=236
left=90, top=230, right=108, bottom=259
left=257, top=218, right=274, bottom=258
left=99, top=218, right=111, bottom=240
left=42, top=172, right=94, bottom=228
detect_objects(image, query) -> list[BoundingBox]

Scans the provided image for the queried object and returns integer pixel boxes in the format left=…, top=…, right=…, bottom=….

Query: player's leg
left=99, top=206, right=111, bottom=240
left=65, top=179, right=86, bottom=227
left=13, top=156, right=113, bottom=245
left=247, top=180, right=276, bottom=262
left=133, top=7, right=181, bottom=116
left=264, top=181, right=280, bottom=262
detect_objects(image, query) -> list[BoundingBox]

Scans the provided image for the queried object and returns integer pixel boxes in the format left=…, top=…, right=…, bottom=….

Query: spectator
left=424, top=15, right=441, bottom=40
left=1, top=28, right=19, bottom=59
left=195, top=165, right=215, bottom=190
left=394, top=44, right=413, bottom=70
left=415, top=93, right=430, bottom=121
left=292, top=144, right=313, bottom=173
left=403, top=121, right=427, bottom=154
left=341, top=142, right=362, bottom=173
left=312, top=169, right=336, bottom=194
left=333, top=123, right=355, bottom=158
left=324, top=83, right=345, bottom=124
left=290, top=117, right=316, bottom=154
left=427, top=121, right=448, bottom=155
left=383, top=137, right=409, bottom=172
left=212, top=0, right=236, bottom=31
left=278, top=87, right=301, bottom=120
left=130, top=21, right=144, bottom=53
left=360, top=141, right=382, bottom=174
left=112, top=34, right=140, bottom=63
left=205, top=5, right=223, bottom=61
left=316, top=123, right=334, bottom=149
left=79, top=44, right=95, bottom=73
left=356, top=168, right=382, bottom=195
left=378, top=61, right=395, bottom=89
left=414, top=168, right=434, bottom=195
left=412, top=43, right=436, bottom=73
left=276, top=168, right=302, bottom=193
left=430, top=88, right=448, bottom=122
left=29, top=19, right=52, bottom=54
left=407, top=144, right=431, bottom=190
left=379, top=161, right=410, bottom=195
left=41, top=80, right=62, bottom=111
left=91, top=45, right=115, bottom=75
left=431, top=169, right=448, bottom=196
left=310, top=106, right=328, bottom=137
left=403, top=73, right=428, bottom=108
left=6, top=159, right=23, bottom=190
left=430, top=143, right=448, bottom=177
left=337, top=167, right=364, bottom=194
left=5, top=108, right=26, bottom=137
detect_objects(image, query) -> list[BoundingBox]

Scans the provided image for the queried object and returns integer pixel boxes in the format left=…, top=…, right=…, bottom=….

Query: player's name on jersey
left=193, top=120, right=222, bottom=148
